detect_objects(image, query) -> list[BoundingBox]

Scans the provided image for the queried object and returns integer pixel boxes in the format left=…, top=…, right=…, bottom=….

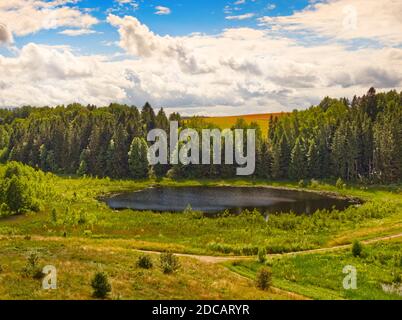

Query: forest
left=0, top=87, right=401, bottom=184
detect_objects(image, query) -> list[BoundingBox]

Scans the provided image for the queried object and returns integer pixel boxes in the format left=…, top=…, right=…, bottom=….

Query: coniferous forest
left=1, top=88, right=400, bottom=183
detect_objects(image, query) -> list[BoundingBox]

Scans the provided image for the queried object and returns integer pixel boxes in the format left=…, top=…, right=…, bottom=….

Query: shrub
left=0, top=162, right=46, bottom=215
left=51, top=208, right=57, bottom=223
left=241, top=246, right=259, bottom=256
left=393, top=273, right=401, bottom=284
left=352, top=240, right=363, bottom=257
left=4, top=176, right=33, bottom=214
left=258, top=247, right=266, bottom=263
left=91, top=272, right=111, bottom=299
left=184, top=205, right=203, bottom=219
left=336, top=178, right=346, bottom=189
left=160, top=252, right=180, bottom=274
left=22, top=252, right=43, bottom=279
left=256, top=267, right=272, bottom=290
left=298, top=179, right=306, bottom=188
left=137, top=255, right=153, bottom=269
left=310, top=179, right=320, bottom=188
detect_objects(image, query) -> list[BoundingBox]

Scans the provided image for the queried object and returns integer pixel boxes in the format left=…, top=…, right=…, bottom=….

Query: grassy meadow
left=226, top=237, right=402, bottom=300
left=0, top=164, right=401, bottom=299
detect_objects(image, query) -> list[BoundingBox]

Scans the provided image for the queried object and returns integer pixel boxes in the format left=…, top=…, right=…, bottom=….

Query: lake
left=104, top=186, right=355, bottom=215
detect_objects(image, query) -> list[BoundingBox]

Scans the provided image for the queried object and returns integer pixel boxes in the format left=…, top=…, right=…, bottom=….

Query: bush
left=91, top=272, right=111, bottom=299
left=298, top=179, right=306, bottom=188
left=137, top=255, right=153, bottom=269
left=336, top=178, right=346, bottom=189
left=310, top=179, right=320, bottom=189
left=0, top=162, right=46, bottom=215
left=258, top=247, right=266, bottom=263
left=256, top=267, right=272, bottom=290
left=22, top=252, right=43, bottom=279
left=352, top=240, right=363, bottom=257
left=160, top=252, right=180, bottom=274
left=51, top=208, right=57, bottom=223
left=393, top=273, right=401, bottom=284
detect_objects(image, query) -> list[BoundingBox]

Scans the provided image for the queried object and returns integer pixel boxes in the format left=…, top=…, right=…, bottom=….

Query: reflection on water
left=105, top=186, right=354, bottom=215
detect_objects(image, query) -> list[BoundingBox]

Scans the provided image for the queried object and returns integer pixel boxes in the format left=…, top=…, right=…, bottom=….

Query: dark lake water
left=105, top=186, right=355, bottom=215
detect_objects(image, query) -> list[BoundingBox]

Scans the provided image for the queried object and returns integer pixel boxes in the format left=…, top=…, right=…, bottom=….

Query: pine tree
left=76, top=148, right=90, bottom=176
left=141, top=102, right=156, bottom=132
left=155, top=108, right=169, bottom=132
left=106, top=125, right=129, bottom=178
left=128, top=137, right=149, bottom=179
left=273, top=134, right=291, bottom=179
left=373, top=111, right=400, bottom=183
left=255, top=141, right=271, bottom=179
left=289, top=137, right=307, bottom=180
left=307, top=138, right=320, bottom=178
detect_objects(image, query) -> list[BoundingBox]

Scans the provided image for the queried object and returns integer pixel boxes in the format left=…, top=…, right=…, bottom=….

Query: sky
left=0, top=0, right=402, bottom=115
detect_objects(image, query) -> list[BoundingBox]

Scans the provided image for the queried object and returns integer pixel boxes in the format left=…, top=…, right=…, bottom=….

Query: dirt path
left=2, top=232, right=401, bottom=263
left=2, top=232, right=400, bottom=300
left=135, top=232, right=402, bottom=263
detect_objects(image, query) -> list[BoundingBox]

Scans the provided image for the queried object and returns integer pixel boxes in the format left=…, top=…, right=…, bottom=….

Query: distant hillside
left=200, top=112, right=288, bottom=137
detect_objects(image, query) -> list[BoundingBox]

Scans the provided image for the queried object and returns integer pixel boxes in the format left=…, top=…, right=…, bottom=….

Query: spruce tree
left=128, top=137, right=149, bottom=179
left=289, top=137, right=307, bottom=180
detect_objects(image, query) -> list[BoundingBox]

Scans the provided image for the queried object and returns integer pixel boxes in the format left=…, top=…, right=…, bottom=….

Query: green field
left=0, top=163, right=401, bottom=299
left=226, top=237, right=402, bottom=300
left=198, top=112, right=287, bottom=138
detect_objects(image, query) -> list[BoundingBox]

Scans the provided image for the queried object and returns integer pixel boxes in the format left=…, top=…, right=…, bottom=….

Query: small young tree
left=5, top=176, right=33, bottom=214
left=22, top=252, right=43, bottom=279
left=257, top=247, right=266, bottom=263
left=256, top=267, right=272, bottom=290
left=336, top=178, right=345, bottom=189
left=51, top=208, right=57, bottom=224
left=352, top=240, right=363, bottom=257
left=137, top=255, right=153, bottom=269
left=160, top=252, right=180, bottom=274
left=91, top=272, right=111, bottom=299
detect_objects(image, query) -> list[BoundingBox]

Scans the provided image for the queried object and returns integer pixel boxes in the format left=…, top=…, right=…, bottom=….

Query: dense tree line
left=266, top=88, right=401, bottom=183
left=0, top=88, right=400, bottom=183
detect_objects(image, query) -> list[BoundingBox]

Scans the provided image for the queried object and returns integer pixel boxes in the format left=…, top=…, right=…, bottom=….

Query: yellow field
left=201, top=113, right=287, bottom=138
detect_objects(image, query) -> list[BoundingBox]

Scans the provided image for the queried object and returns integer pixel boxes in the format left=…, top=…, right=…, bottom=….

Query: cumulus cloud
left=258, top=0, right=402, bottom=45
left=107, top=14, right=212, bottom=74
left=1, top=2, right=402, bottom=115
left=0, top=43, right=133, bottom=107
left=0, top=0, right=98, bottom=38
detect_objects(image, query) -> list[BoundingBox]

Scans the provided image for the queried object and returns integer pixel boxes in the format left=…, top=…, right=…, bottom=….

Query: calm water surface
left=105, top=186, right=354, bottom=215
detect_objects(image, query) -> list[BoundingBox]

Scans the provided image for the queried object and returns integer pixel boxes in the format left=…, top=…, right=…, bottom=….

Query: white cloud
left=0, top=0, right=98, bottom=39
left=107, top=14, right=211, bottom=74
left=258, top=0, right=402, bottom=45
left=1, top=2, right=402, bottom=116
left=155, top=6, right=171, bottom=15
left=1, top=14, right=401, bottom=116
left=0, top=43, right=133, bottom=107
left=226, top=13, right=255, bottom=20
left=59, top=29, right=97, bottom=36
